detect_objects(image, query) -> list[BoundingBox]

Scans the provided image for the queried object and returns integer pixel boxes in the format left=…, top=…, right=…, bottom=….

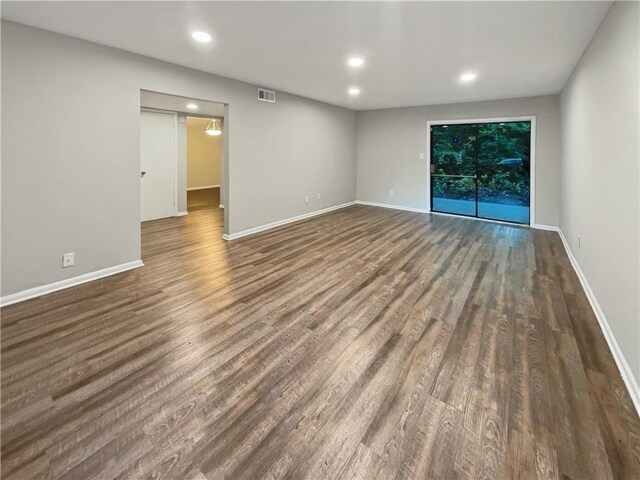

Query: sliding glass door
left=430, top=120, right=531, bottom=224
left=431, top=124, right=478, bottom=217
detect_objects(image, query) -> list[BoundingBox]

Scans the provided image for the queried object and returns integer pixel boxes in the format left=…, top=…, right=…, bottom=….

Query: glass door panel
left=430, top=124, right=477, bottom=217
left=432, top=176, right=476, bottom=216
left=477, top=122, right=530, bottom=223
left=430, top=121, right=531, bottom=224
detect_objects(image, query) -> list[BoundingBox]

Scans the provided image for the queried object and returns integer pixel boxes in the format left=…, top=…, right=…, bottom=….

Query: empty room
left=1, top=1, right=639, bottom=479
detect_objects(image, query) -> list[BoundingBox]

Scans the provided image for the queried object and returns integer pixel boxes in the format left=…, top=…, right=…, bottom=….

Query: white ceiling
left=1, top=1, right=611, bottom=110
left=140, top=90, right=225, bottom=117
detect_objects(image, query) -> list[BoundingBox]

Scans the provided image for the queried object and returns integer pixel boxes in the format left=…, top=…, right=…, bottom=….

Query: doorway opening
left=139, top=90, right=228, bottom=259
left=139, top=90, right=226, bottom=220
left=428, top=117, right=535, bottom=225
left=186, top=116, right=223, bottom=213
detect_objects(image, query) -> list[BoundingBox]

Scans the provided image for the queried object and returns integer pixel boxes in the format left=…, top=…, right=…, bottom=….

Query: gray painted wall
left=356, top=95, right=561, bottom=226
left=560, top=1, right=640, bottom=383
left=1, top=21, right=357, bottom=296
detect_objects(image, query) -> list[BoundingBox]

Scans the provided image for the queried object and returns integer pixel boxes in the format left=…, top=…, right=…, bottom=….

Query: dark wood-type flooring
left=2, top=201, right=640, bottom=479
left=188, top=187, right=221, bottom=213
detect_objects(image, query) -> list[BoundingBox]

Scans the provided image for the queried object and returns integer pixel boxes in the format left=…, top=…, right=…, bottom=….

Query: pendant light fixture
left=205, top=119, right=222, bottom=136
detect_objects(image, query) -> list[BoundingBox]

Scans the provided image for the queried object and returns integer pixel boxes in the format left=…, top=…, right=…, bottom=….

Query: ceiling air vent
left=257, top=88, right=276, bottom=103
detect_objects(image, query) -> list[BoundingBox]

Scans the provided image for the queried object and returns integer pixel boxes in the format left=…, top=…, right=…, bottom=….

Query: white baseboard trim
left=355, top=200, right=429, bottom=214
left=223, top=201, right=357, bottom=241
left=532, top=223, right=560, bottom=232
left=556, top=228, right=640, bottom=415
left=187, top=185, right=220, bottom=191
left=0, top=260, right=144, bottom=307
left=219, top=204, right=224, bottom=209
left=175, top=211, right=189, bottom=217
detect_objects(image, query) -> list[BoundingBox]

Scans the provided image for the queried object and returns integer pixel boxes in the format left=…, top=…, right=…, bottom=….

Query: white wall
left=560, top=1, right=640, bottom=386
left=1, top=21, right=357, bottom=297
left=356, top=95, right=561, bottom=226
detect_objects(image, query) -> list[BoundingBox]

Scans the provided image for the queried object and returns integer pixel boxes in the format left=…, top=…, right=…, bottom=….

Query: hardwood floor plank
left=2, top=203, right=639, bottom=479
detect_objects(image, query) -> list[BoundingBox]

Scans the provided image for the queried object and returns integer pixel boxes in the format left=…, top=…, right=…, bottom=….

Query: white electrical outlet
left=305, top=195, right=309, bottom=203
left=389, top=190, right=394, bottom=197
left=419, top=153, right=425, bottom=160
left=317, top=193, right=321, bottom=201
left=62, top=252, right=75, bottom=268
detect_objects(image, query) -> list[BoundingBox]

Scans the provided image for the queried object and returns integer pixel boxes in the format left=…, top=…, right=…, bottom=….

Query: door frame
left=140, top=108, right=179, bottom=219
left=426, top=116, right=536, bottom=226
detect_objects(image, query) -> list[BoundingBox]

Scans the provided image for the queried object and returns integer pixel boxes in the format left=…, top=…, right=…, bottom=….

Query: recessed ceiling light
left=186, top=103, right=198, bottom=110
left=192, top=31, right=212, bottom=43
left=348, top=87, right=361, bottom=95
left=460, top=72, right=477, bottom=82
left=348, top=57, right=365, bottom=68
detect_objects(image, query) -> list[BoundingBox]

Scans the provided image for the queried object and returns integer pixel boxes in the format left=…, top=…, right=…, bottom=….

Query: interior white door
left=140, top=111, right=176, bottom=222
